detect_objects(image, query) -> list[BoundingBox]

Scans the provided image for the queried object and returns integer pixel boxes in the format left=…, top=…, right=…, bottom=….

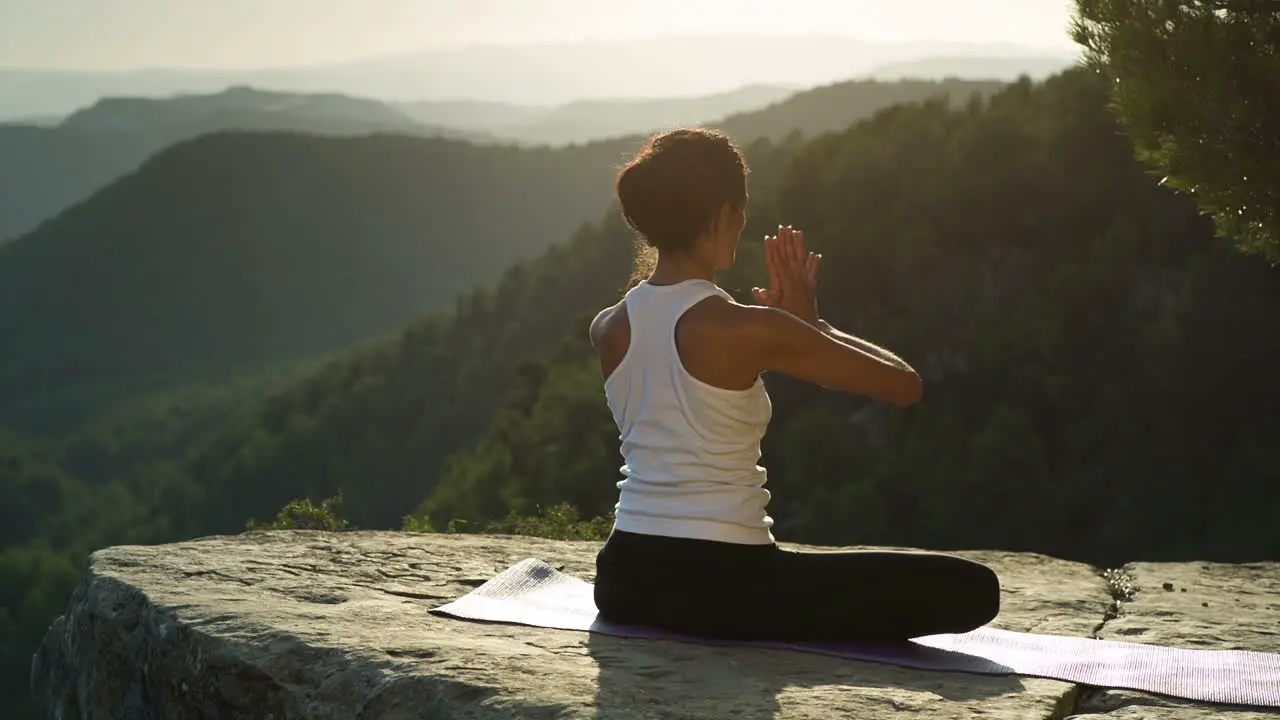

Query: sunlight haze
left=2, top=0, right=1076, bottom=70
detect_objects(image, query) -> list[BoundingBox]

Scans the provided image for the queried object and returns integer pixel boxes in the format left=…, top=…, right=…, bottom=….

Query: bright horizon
left=2, top=0, right=1078, bottom=71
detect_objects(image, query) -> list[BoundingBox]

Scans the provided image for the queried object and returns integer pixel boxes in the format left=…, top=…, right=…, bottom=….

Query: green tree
left=1071, top=0, right=1280, bottom=261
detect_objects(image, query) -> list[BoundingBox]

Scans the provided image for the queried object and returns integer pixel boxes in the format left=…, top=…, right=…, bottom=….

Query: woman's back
left=596, top=278, right=775, bottom=545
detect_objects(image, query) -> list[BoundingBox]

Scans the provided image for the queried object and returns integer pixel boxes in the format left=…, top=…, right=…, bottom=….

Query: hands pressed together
left=751, top=225, right=822, bottom=326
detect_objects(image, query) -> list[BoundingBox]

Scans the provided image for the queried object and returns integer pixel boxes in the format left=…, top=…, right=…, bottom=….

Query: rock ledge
left=31, top=531, right=1280, bottom=719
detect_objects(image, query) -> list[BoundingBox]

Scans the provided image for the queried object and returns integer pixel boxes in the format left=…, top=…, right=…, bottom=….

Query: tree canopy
left=1072, top=0, right=1280, bottom=261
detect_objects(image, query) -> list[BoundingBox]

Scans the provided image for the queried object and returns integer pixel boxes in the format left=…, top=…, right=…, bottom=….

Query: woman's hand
left=752, top=225, right=821, bottom=326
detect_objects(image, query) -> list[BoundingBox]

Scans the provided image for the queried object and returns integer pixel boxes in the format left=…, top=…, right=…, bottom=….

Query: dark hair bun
left=616, top=128, right=747, bottom=254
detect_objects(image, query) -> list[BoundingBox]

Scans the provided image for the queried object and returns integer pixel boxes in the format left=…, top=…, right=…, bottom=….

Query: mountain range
left=60, top=85, right=474, bottom=141
left=0, top=37, right=1077, bottom=118
left=0, top=68, right=1019, bottom=242
left=394, top=84, right=798, bottom=147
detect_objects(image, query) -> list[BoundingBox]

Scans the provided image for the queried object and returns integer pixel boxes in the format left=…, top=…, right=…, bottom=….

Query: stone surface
left=25, top=531, right=1277, bottom=719
left=1070, top=560, right=1280, bottom=720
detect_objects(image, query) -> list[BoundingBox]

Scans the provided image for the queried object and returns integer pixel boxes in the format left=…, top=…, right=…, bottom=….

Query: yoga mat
left=432, top=558, right=1280, bottom=709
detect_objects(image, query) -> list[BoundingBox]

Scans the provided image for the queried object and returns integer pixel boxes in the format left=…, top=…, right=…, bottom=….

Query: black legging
left=594, top=529, right=1001, bottom=643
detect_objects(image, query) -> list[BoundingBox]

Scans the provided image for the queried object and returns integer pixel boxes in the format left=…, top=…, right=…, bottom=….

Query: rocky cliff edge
left=30, top=531, right=1280, bottom=719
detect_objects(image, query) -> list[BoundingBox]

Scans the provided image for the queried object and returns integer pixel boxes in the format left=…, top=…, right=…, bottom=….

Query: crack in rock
left=1051, top=566, right=1140, bottom=719
left=349, top=583, right=451, bottom=601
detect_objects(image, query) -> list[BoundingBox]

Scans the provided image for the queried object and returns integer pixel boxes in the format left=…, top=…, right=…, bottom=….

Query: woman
left=590, top=127, right=1000, bottom=643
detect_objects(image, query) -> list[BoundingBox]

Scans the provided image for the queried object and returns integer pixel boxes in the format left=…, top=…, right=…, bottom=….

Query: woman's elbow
left=887, top=371, right=923, bottom=407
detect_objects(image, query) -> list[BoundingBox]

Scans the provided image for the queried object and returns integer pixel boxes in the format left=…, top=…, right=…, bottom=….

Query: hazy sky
left=2, top=0, right=1078, bottom=70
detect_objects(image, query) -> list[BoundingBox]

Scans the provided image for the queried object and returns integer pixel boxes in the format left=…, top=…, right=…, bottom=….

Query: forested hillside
left=423, top=72, right=1280, bottom=566
left=713, top=77, right=1004, bottom=143
left=0, top=86, right=477, bottom=242
left=0, top=131, right=619, bottom=433
left=0, top=78, right=998, bottom=435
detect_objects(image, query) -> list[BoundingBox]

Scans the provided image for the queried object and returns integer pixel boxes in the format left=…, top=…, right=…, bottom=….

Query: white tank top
left=603, top=278, right=775, bottom=545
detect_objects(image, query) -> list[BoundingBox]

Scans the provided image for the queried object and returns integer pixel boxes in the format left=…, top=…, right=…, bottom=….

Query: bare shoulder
left=677, top=296, right=785, bottom=386
left=590, top=299, right=630, bottom=378
left=680, top=294, right=753, bottom=335
left=683, top=297, right=855, bottom=380
left=589, top=300, right=626, bottom=346
left=680, top=296, right=791, bottom=347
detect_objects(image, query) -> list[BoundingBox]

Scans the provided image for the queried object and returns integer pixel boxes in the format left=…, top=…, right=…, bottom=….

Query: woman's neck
left=647, top=251, right=716, bottom=286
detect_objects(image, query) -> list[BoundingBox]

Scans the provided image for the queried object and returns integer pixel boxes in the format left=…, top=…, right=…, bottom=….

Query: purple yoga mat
left=431, top=558, right=1280, bottom=709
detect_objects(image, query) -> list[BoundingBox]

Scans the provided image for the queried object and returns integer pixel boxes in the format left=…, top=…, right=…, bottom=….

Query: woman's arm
left=738, top=306, right=923, bottom=406
left=816, top=320, right=915, bottom=374
left=745, top=225, right=921, bottom=405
